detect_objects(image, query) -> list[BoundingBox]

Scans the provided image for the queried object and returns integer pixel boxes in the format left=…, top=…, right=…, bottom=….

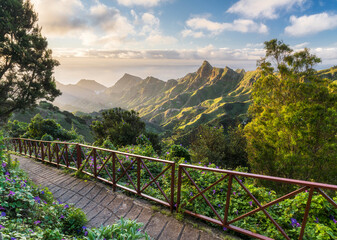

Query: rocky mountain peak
left=76, top=79, right=107, bottom=91
left=197, top=60, right=213, bottom=78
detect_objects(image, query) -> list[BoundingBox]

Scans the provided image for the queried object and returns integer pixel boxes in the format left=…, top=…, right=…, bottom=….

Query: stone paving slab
left=12, top=154, right=240, bottom=240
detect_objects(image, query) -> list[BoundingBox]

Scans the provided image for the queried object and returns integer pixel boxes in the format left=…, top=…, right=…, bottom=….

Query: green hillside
left=10, top=101, right=95, bottom=143
left=47, top=61, right=337, bottom=145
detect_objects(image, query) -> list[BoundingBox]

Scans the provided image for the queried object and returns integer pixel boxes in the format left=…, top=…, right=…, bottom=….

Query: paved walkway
left=12, top=155, right=239, bottom=240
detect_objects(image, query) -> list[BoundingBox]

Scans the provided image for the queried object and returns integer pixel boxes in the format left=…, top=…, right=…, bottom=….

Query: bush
left=63, top=207, right=87, bottom=234
left=86, top=218, right=150, bottom=240
left=166, top=144, right=190, bottom=163
left=41, top=133, right=53, bottom=141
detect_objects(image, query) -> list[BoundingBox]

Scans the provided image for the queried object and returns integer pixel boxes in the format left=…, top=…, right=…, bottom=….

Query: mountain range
left=53, top=61, right=337, bottom=141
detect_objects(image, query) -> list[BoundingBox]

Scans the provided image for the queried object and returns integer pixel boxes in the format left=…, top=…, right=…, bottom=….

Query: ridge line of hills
left=52, top=61, right=337, bottom=142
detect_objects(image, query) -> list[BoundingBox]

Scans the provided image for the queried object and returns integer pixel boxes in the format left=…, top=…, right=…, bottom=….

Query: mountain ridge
left=52, top=62, right=337, bottom=142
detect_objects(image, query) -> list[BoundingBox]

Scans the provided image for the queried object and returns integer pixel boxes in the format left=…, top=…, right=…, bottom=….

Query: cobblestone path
left=13, top=154, right=239, bottom=240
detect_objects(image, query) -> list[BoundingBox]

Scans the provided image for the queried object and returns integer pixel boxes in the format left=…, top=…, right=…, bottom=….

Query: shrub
left=166, top=144, right=190, bottom=163
left=63, top=207, right=88, bottom=234
left=86, top=218, right=150, bottom=240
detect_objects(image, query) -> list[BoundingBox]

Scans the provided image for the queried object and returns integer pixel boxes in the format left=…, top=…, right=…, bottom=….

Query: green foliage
left=190, top=125, right=247, bottom=169
left=0, top=135, right=87, bottom=239
left=136, top=133, right=152, bottom=146
left=5, top=120, right=28, bottom=137
left=166, top=144, right=191, bottom=163
left=0, top=0, right=61, bottom=124
left=63, top=208, right=87, bottom=234
left=226, top=125, right=248, bottom=168
left=86, top=218, right=150, bottom=240
left=91, top=108, right=146, bottom=147
left=41, top=133, right=53, bottom=141
left=245, top=39, right=337, bottom=184
left=178, top=164, right=337, bottom=239
left=22, top=114, right=83, bottom=141
left=100, top=139, right=116, bottom=150
left=191, top=125, right=227, bottom=167
left=42, top=228, right=63, bottom=240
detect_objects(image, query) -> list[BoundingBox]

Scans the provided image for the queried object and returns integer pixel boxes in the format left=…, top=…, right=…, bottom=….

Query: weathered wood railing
left=6, top=138, right=337, bottom=239
left=177, top=164, right=337, bottom=240
left=7, top=138, right=175, bottom=211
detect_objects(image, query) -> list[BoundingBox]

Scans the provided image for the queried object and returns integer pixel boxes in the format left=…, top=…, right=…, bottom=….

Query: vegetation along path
left=12, top=154, right=238, bottom=240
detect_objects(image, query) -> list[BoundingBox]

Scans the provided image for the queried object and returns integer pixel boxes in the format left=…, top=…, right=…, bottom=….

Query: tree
left=0, top=0, right=60, bottom=124
left=23, top=114, right=82, bottom=141
left=245, top=39, right=337, bottom=184
left=191, top=124, right=248, bottom=169
left=91, top=108, right=146, bottom=147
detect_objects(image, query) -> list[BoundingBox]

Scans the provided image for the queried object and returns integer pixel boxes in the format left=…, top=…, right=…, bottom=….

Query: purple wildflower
left=233, top=191, right=236, bottom=196
left=34, top=196, right=41, bottom=203
left=64, top=204, right=69, bottom=209
left=218, top=204, right=221, bottom=208
left=0, top=206, right=4, bottom=210
left=8, top=190, right=15, bottom=196
left=314, top=217, right=319, bottom=223
left=1, top=212, right=6, bottom=217
left=60, top=215, right=65, bottom=219
left=5, top=172, right=10, bottom=176
left=11, top=238, right=16, bottom=240
left=249, top=201, right=253, bottom=207
left=84, top=231, right=88, bottom=236
left=41, top=191, right=44, bottom=194
left=290, top=218, right=299, bottom=227
left=190, top=192, right=193, bottom=196
left=34, top=220, right=41, bottom=225
left=213, top=189, right=216, bottom=194
left=0, top=225, right=4, bottom=229
left=223, top=227, right=227, bottom=231
left=1, top=162, right=6, bottom=168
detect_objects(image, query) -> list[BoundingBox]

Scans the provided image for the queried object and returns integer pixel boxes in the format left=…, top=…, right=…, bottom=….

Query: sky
left=30, top=0, right=337, bottom=87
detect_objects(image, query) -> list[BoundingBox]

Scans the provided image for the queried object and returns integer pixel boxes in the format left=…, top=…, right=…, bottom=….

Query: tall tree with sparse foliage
left=0, top=0, right=60, bottom=124
left=245, top=39, right=337, bottom=184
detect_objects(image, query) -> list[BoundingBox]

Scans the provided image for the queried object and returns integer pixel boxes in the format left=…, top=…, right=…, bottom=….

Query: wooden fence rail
left=6, top=138, right=337, bottom=239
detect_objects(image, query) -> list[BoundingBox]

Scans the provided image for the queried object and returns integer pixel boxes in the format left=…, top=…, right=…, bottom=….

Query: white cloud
left=30, top=0, right=85, bottom=36
left=140, top=13, right=160, bottom=35
left=292, top=42, right=309, bottom=49
left=227, top=0, right=305, bottom=19
left=117, top=0, right=163, bottom=7
left=54, top=45, right=337, bottom=85
left=78, top=3, right=135, bottom=48
left=285, top=13, right=337, bottom=36
left=183, top=17, right=268, bottom=37
left=181, top=29, right=204, bottom=38
left=130, top=10, right=138, bottom=22
left=145, top=34, right=177, bottom=46
left=186, top=18, right=228, bottom=35
left=246, top=43, right=264, bottom=48
left=53, top=44, right=265, bottom=62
